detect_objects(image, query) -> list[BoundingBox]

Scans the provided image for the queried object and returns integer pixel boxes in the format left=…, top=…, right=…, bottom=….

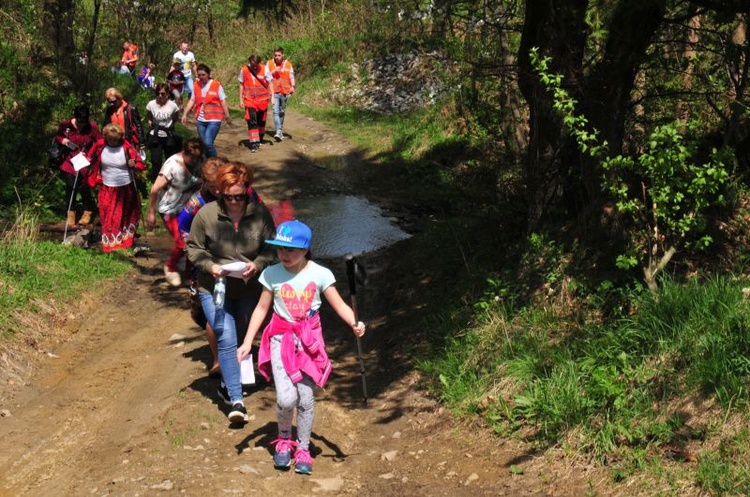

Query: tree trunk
left=675, top=12, right=702, bottom=129
left=43, top=0, right=76, bottom=76
left=517, top=0, right=588, bottom=230
left=518, top=0, right=669, bottom=230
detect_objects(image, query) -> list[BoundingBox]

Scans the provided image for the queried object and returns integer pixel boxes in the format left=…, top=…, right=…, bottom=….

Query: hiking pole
left=63, top=171, right=79, bottom=242
left=345, top=253, right=368, bottom=406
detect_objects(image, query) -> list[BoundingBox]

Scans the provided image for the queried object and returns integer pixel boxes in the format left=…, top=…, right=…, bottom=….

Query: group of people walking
left=51, top=41, right=363, bottom=477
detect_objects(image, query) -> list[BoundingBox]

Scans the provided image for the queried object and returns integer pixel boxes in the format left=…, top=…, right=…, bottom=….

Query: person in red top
left=267, top=47, right=295, bottom=141
left=182, top=63, right=233, bottom=158
left=86, top=123, right=146, bottom=252
left=167, top=60, right=186, bottom=107
left=238, top=55, right=273, bottom=153
left=54, top=105, right=102, bottom=228
left=121, top=41, right=138, bottom=75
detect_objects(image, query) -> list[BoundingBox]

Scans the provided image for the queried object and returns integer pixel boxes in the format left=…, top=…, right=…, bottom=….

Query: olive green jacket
left=186, top=199, right=277, bottom=299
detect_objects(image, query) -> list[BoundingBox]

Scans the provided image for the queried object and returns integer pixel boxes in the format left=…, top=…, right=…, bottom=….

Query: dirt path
left=0, top=113, right=592, bottom=496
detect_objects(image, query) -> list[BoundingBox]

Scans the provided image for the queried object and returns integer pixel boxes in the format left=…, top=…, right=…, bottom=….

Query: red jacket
left=85, top=138, right=145, bottom=188
left=54, top=119, right=102, bottom=176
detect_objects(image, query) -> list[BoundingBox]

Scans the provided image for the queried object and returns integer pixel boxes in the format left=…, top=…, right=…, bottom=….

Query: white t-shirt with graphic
left=173, top=50, right=196, bottom=78
left=259, top=261, right=336, bottom=322
left=156, top=154, right=199, bottom=215
left=146, top=99, right=180, bottom=137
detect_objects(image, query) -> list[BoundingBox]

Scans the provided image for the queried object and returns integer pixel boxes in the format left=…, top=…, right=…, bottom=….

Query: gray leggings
left=270, top=336, right=315, bottom=450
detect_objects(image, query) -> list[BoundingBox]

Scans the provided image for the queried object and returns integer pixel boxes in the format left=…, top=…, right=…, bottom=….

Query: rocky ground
left=0, top=112, right=602, bottom=496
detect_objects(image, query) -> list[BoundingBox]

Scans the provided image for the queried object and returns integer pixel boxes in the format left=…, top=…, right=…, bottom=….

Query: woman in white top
left=85, top=123, right=146, bottom=252
left=145, top=83, right=182, bottom=182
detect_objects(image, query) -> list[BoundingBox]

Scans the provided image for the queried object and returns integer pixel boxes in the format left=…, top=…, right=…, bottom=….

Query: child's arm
left=237, top=288, right=273, bottom=360
left=323, top=285, right=366, bottom=337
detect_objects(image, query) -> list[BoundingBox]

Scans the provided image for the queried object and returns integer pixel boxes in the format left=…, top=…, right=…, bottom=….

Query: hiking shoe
left=217, top=382, right=231, bottom=406
left=271, top=437, right=297, bottom=469
left=274, top=132, right=283, bottom=142
left=294, top=448, right=313, bottom=475
left=163, top=266, right=181, bottom=287
left=250, top=143, right=259, bottom=153
left=227, top=402, right=248, bottom=423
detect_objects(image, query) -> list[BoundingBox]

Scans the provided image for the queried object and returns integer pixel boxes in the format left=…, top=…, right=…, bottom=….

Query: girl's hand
left=352, top=321, right=366, bottom=337
left=237, top=343, right=251, bottom=362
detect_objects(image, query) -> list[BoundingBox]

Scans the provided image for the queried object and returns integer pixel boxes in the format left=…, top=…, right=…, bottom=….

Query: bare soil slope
left=0, top=112, right=595, bottom=496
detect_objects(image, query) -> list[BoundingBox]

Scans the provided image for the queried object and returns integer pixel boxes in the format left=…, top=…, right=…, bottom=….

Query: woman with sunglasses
left=181, top=63, right=232, bottom=158
left=186, top=162, right=276, bottom=423
left=145, top=83, right=182, bottom=183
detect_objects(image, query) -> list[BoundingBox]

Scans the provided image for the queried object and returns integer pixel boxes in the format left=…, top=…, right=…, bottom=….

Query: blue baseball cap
left=265, top=220, right=312, bottom=249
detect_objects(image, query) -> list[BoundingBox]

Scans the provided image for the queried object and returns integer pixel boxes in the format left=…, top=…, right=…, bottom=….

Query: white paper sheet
left=71, top=153, right=90, bottom=172
left=240, top=354, right=256, bottom=385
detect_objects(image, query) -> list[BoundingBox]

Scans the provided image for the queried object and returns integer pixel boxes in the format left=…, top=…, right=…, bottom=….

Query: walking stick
left=345, top=253, right=368, bottom=406
left=63, top=171, right=79, bottom=242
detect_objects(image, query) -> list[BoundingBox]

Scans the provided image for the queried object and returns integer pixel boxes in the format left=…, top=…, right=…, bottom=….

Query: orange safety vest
left=123, top=44, right=138, bottom=67
left=241, top=65, right=271, bottom=110
left=193, top=79, right=225, bottom=121
left=267, top=59, right=294, bottom=95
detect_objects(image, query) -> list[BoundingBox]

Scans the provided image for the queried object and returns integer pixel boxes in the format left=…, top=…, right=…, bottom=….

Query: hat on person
left=265, top=220, right=312, bottom=249
left=172, top=59, right=182, bottom=66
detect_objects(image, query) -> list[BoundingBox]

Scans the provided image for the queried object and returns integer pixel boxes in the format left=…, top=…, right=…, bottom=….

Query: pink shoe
left=294, top=448, right=313, bottom=475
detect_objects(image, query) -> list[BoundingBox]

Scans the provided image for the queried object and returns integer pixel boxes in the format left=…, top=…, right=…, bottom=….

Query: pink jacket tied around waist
left=258, top=312, right=332, bottom=388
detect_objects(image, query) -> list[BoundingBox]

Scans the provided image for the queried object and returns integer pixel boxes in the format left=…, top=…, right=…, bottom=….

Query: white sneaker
left=163, top=266, right=182, bottom=287
left=274, top=131, right=283, bottom=142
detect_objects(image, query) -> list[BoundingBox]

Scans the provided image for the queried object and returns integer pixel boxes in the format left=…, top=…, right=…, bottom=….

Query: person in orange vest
left=103, top=87, right=144, bottom=148
left=181, top=63, right=233, bottom=158
left=267, top=47, right=295, bottom=142
left=238, top=55, right=273, bottom=153
left=120, top=41, right=138, bottom=75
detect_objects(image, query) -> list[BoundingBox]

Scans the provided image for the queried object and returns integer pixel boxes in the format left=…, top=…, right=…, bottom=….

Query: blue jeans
left=196, top=120, right=222, bottom=158
left=273, top=93, right=288, bottom=133
left=199, top=292, right=256, bottom=403
left=184, top=74, right=194, bottom=97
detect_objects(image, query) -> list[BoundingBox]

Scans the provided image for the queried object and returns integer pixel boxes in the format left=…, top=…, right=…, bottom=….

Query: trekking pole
left=128, top=163, right=151, bottom=249
left=345, top=253, right=368, bottom=406
left=63, top=171, right=79, bottom=242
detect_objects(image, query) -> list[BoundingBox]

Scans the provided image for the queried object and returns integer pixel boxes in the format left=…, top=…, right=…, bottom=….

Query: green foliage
left=530, top=47, right=735, bottom=292
left=421, top=272, right=750, bottom=483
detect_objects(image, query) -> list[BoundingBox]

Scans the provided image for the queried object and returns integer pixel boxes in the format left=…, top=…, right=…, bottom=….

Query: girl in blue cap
left=237, top=219, right=366, bottom=475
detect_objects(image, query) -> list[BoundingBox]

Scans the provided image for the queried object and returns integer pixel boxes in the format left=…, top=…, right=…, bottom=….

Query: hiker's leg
left=197, top=120, right=220, bottom=158
left=162, top=214, right=184, bottom=273
left=258, top=108, right=267, bottom=140
left=200, top=292, right=242, bottom=403
left=273, top=94, right=282, bottom=132
left=149, top=142, right=164, bottom=183
left=294, top=376, right=315, bottom=450
left=270, top=336, right=296, bottom=438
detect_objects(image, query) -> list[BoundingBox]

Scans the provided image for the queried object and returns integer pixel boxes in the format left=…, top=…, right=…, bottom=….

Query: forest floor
left=0, top=112, right=604, bottom=496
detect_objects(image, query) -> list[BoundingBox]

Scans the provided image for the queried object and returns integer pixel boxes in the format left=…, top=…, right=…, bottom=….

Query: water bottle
left=213, top=276, right=226, bottom=309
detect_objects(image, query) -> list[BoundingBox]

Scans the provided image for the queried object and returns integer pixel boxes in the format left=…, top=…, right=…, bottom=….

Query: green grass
left=418, top=267, right=750, bottom=492
left=0, top=212, right=131, bottom=336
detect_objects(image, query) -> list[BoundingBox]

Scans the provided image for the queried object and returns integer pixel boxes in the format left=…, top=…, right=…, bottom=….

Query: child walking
left=236, top=220, right=366, bottom=475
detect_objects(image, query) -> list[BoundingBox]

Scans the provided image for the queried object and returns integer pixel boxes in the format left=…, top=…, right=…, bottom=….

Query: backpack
left=48, top=140, right=65, bottom=168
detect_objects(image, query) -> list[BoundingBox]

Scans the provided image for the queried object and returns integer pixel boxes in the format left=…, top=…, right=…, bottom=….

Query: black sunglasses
left=157, top=92, right=168, bottom=95
left=222, top=193, right=247, bottom=202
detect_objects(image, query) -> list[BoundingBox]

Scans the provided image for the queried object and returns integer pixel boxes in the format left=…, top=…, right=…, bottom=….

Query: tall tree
left=517, top=1, right=750, bottom=231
